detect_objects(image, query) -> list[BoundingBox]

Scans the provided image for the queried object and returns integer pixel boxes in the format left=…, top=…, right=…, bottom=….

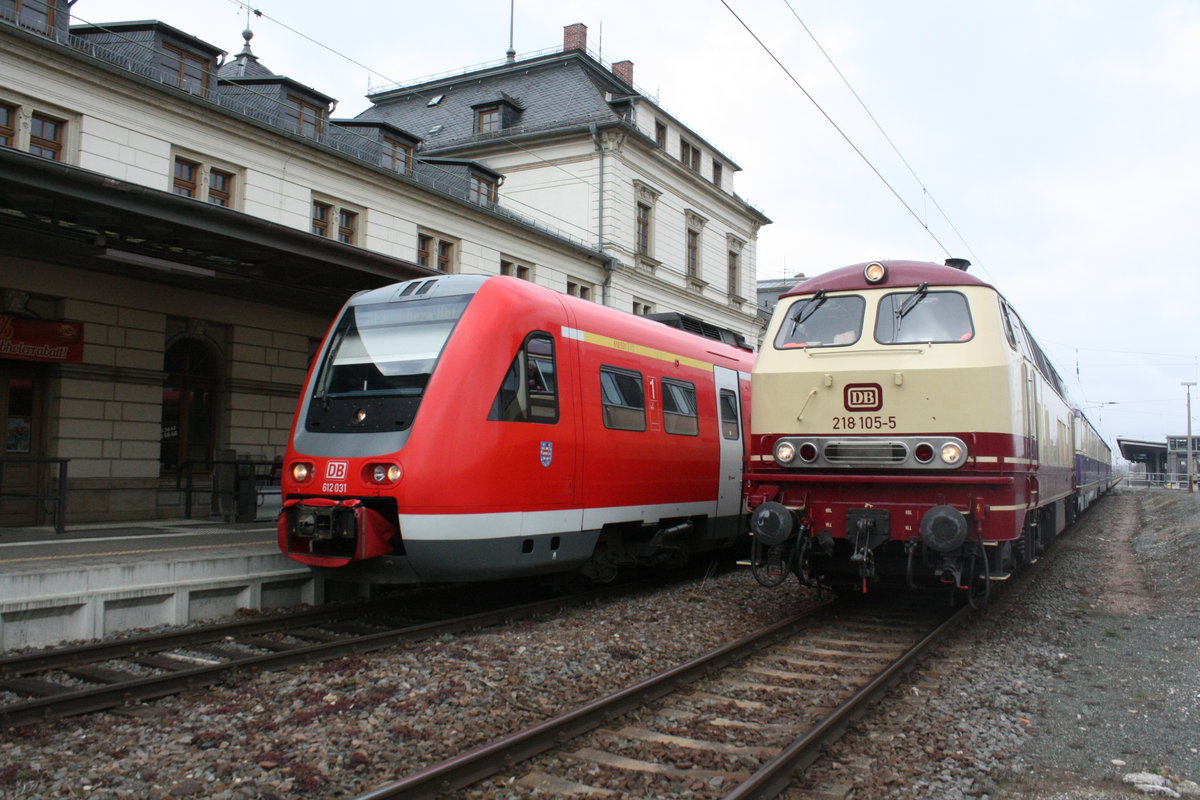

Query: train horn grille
left=823, top=441, right=909, bottom=464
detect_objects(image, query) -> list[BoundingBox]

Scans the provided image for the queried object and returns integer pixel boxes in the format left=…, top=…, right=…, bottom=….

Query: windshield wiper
left=791, top=289, right=827, bottom=330
left=895, top=283, right=929, bottom=327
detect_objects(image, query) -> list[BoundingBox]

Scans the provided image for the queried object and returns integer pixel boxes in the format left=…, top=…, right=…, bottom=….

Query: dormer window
left=384, top=136, right=413, bottom=174
left=7, top=0, right=56, bottom=34
left=160, top=43, right=211, bottom=95
left=470, top=174, right=498, bottom=207
left=471, top=94, right=523, bottom=135
left=476, top=105, right=501, bottom=134
left=286, top=95, right=325, bottom=137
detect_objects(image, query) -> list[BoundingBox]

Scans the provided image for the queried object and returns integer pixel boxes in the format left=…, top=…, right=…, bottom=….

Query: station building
left=0, top=2, right=769, bottom=529
left=1117, top=436, right=1199, bottom=488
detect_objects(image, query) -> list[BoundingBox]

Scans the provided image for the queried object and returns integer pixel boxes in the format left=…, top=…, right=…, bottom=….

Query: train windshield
left=875, top=290, right=974, bottom=344
left=314, top=295, right=471, bottom=397
left=774, top=294, right=865, bottom=349
left=306, top=294, right=472, bottom=433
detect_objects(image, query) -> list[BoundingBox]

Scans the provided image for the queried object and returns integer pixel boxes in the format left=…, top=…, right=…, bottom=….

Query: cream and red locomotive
left=278, top=274, right=753, bottom=585
left=745, top=259, right=1111, bottom=600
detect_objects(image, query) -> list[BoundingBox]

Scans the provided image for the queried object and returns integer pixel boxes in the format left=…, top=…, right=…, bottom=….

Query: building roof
left=359, top=52, right=629, bottom=152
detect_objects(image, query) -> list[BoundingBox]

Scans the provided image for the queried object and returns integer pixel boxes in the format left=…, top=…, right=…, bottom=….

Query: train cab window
left=774, top=294, right=865, bottom=349
left=306, top=294, right=472, bottom=433
left=662, top=379, right=699, bottom=436
left=600, top=366, right=646, bottom=431
left=488, top=333, right=559, bottom=424
left=875, top=290, right=974, bottom=344
left=719, top=389, right=741, bottom=440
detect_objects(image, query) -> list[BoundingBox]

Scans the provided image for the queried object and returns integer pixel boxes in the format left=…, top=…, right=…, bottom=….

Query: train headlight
left=864, top=262, right=887, bottom=283
left=775, top=441, right=797, bottom=465
left=940, top=443, right=964, bottom=465
left=291, top=462, right=313, bottom=483
left=369, top=463, right=403, bottom=484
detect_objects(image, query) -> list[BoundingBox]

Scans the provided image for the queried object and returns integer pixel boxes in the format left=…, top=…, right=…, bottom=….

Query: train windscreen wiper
left=895, top=283, right=929, bottom=328
left=791, top=289, right=827, bottom=328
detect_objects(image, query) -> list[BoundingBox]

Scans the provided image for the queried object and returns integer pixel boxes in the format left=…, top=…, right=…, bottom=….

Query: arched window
left=160, top=338, right=220, bottom=472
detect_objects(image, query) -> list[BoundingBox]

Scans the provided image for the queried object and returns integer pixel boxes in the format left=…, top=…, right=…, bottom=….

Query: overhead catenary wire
left=219, top=0, right=612, bottom=227
left=717, top=0, right=954, bottom=262
left=777, top=0, right=986, bottom=279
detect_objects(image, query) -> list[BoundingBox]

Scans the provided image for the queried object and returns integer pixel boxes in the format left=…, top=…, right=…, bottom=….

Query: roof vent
left=944, top=258, right=971, bottom=271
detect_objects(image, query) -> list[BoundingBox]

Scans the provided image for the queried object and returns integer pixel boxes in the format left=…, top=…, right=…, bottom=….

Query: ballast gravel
left=1, top=486, right=1197, bottom=799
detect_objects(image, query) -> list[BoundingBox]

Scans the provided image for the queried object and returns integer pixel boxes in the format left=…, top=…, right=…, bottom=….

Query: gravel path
left=793, top=487, right=1200, bottom=800
left=1, top=486, right=1196, bottom=799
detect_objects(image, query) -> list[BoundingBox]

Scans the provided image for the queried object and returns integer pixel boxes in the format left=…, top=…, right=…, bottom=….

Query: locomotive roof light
left=864, top=262, right=887, bottom=283
left=775, top=440, right=797, bottom=465
left=940, top=442, right=964, bottom=465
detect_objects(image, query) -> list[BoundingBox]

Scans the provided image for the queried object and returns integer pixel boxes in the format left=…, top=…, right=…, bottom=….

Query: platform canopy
left=1117, top=438, right=1169, bottom=474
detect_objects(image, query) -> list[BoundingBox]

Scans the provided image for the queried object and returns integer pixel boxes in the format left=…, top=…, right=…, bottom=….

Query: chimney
left=563, top=23, right=587, bottom=52
left=612, top=60, right=633, bottom=87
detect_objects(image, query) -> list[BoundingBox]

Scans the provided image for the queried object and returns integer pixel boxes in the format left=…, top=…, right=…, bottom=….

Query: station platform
left=0, top=519, right=314, bottom=651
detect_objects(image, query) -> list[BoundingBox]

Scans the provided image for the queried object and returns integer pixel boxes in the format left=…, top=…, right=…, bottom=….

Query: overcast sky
left=74, top=0, right=1200, bottom=452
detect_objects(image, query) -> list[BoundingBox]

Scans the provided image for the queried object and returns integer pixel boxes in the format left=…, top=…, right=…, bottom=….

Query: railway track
left=0, top=581, right=637, bottom=727
left=353, top=596, right=968, bottom=800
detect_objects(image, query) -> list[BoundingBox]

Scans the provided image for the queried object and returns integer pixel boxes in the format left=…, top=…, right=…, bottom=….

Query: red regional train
left=745, top=259, right=1112, bottom=603
left=278, top=274, right=754, bottom=585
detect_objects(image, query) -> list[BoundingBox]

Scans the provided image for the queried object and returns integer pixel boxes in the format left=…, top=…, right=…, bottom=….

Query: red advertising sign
left=0, top=315, right=85, bottom=364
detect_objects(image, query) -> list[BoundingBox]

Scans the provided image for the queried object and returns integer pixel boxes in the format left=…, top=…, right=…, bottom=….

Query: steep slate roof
left=357, top=53, right=635, bottom=153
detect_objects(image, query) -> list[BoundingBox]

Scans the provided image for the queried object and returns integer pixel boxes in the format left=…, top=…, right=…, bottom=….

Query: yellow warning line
left=565, top=326, right=714, bottom=371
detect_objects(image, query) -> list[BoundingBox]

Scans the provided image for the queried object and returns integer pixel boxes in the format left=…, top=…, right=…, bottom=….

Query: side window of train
left=661, top=378, right=699, bottom=436
left=599, top=366, right=646, bottom=431
left=999, top=300, right=1019, bottom=351
left=875, top=290, right=974, bottom=344
left=487, top=332, right=559, bottom=423
left=719, top=389, right=740, bottom=440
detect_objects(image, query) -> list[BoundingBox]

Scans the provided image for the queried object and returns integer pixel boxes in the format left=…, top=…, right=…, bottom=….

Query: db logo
left=325, top=461, right=349, bottom=480
left=844, top=383, right=882, bottom=412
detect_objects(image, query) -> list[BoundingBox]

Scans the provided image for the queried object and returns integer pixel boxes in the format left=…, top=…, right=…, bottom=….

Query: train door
left=714, top=366, right=743, bottom=517
left=487, top=327, right=581, bottom=523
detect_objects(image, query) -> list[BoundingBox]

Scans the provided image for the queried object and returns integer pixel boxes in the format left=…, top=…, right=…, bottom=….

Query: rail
left=0, top=457, right=69, bottom=533
left=176, top=458, right=281, bottom=522
left=1125, top=473, right=1197, bottom=490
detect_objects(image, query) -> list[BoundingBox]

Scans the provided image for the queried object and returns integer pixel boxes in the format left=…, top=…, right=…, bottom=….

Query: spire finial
left=506, top=0, right=516, bottom=62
